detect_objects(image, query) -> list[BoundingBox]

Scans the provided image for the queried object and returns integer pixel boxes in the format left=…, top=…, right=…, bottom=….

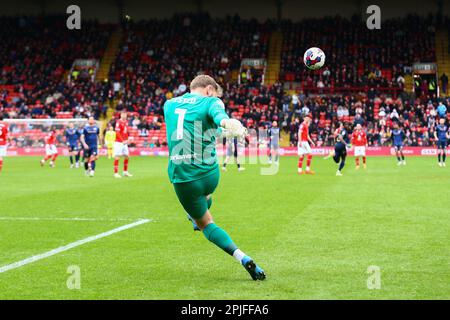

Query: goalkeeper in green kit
left=164, top=75, right=266, bottom=281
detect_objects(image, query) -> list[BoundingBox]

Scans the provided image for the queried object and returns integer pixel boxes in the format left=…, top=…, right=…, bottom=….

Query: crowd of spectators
left=108, top=14, right=272, bottom=125
left=281, top=94, right=449, bottom=147
left=0, top=14, right=448, bottom=148
left=280, top=15, right=436, bottom=92
left=1, top=81, right=110, bottom=119
left=0, top=16, right=112, bottom=119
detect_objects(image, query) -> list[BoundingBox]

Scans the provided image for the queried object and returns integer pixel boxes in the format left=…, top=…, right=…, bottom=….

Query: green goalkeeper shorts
left=173, top=168, right=220, bottom=220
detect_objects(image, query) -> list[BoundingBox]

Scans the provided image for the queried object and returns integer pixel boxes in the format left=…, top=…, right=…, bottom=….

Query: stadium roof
left=2, top=0, right=446, bottom=22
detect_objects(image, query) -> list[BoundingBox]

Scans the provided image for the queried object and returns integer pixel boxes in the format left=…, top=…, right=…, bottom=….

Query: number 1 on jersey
left=174, top=108, right=187, bottom=140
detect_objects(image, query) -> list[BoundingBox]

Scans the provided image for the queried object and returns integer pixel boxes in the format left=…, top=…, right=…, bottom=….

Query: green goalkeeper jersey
left=164, top=92, right=229, bottom=183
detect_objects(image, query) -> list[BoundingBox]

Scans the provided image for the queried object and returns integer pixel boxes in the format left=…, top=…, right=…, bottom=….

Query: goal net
left=4, top=118, right=100, bottom=156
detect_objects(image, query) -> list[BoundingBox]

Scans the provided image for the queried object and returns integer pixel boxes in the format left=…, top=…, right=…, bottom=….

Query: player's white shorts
left=0, top=146, right=7, bottom=157
left=354, top=146, right=366, bottom=157
left=114, top=142, right=129, bottom=157
left=298, top=141, right=312, bottom=155
left=45, top=144, right=58, bottom=156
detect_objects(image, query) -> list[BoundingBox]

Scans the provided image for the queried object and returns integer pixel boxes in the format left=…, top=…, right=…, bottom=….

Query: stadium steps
left=404, top=75, right=413, bottom=93
left=280, top=130, right=290, bottom=147
left=63, top=70, right=70, bottom=82
left=102, top=98, right=118, bottom=126
left=285, top=89, right=296, bottom=96
left=100, top=98, right=116, bottom=122
left=99, top=99, right=118, bottom=137
left=230, top=69, right=239, bottom=82
left=265, top=31, right=283, bottom=85
left=436, top=29, right=450, bottom=97
left=94, top=29, right=123, bottom=122
left=95, top=28, right=123, bottom=83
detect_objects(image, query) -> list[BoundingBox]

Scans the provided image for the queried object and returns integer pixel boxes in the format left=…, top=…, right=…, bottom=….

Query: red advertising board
left=5, top=146, right=443, bottom=157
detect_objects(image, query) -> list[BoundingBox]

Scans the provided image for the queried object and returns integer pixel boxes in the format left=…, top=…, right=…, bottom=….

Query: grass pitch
left=0, top=155, right=449, bottom=299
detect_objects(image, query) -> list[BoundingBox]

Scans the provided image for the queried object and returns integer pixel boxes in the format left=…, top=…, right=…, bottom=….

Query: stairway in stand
left=436, top=29, right=450, bottom=97
left=265, top=31, right=283, bottom=85
left=95, top=28, right=123, bottom=127
left=403, top=75, right=413, bottom=93
left=96, top=28, right=122, bottom=83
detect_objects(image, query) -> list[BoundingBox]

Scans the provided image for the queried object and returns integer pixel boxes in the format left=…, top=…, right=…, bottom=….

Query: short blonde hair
left=216, top=84, right=223, bottom=98
left=190, top=75, right=219, bottom=91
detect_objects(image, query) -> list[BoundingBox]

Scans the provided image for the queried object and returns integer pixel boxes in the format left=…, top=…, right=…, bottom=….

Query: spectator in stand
left=354, top=113, right=365, bottom=126
left=437, top=102, right=447, bottom=118
left=280, top=15, right=435, bottom=93
left=390, top=108, right=400, bottom=121
left=0, top=16, right=111, bottom=120
left=0, top=14, right=445, bottom=150
left=440, top=73, right=448, bottom=94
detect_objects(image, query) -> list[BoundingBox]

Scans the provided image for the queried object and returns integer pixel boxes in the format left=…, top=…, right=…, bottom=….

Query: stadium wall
left=1, top=0, right=445, bottom=22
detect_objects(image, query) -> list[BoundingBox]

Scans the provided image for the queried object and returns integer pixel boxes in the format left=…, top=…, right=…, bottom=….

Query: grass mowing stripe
left=1, top=157, right=449, bottom=299
left=0, top=217, right=145, bottom=222
left=0, top=219, right=151, bottom=274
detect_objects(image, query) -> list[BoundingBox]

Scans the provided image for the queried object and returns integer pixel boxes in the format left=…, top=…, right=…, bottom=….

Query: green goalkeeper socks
left=203, top=223, right=238, bottom=256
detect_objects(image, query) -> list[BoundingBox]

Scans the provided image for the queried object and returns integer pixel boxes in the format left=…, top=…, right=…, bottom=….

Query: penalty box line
left=0, top=219, right=151, bottom=274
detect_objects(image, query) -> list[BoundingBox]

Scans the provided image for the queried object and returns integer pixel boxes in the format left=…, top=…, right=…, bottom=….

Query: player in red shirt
left=113, top=112, right=133, bottom=178
left=297, top=116, right=316, bottom=174
left=40, top=129, right=59, bottom=168
left=0, top=114, right=9, bottom=173
left=351, top=124, right=368, bottom=170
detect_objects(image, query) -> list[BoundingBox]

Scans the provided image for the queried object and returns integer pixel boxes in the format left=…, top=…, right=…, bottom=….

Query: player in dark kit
left=391, top=122, right=407, bottom=166
left=268, top=121, right=280, bottom=165
left=65, top=123, right=80, bottom=169
left=325, top=122, right=350, bottom=176
left=222, top=137, right=245, bottom=171
left=80, top=117, right=100, bottom=177
left=434, top=118, right=450, bottom=167
left=77, top=125, right=85, bottom=166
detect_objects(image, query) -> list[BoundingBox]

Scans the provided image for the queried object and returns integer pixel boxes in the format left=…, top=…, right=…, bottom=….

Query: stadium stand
left=280, top=15, right=436, bottom=91
left=1, top=14, right=449, bottom=148
left=0, top=16, right=112, bottom=119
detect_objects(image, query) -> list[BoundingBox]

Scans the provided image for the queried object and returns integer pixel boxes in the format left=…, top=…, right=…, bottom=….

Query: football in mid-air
left=303, top=47, right=325, bottom=70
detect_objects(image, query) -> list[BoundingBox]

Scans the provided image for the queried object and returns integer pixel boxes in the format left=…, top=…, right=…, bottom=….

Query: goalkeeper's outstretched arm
left=207, top=97, right=247, bottom=138
left=220, top=118, right=247, bottom=138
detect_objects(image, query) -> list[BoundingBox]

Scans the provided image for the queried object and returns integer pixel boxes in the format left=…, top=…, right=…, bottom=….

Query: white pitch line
left=0, top=219, right=151, bottom=274
left=0, top=216, right=143, bottom=222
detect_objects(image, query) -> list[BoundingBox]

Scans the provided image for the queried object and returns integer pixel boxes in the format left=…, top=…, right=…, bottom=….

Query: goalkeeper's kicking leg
left=196, top=210, right=265, bottom=280
left=187, top=195, right=212, bottom=231
left=174, top=173, right=265, bottom=281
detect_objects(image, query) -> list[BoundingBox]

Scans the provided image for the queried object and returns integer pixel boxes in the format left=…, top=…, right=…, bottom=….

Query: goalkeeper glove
left=221, top=119, right=247, bottom=138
